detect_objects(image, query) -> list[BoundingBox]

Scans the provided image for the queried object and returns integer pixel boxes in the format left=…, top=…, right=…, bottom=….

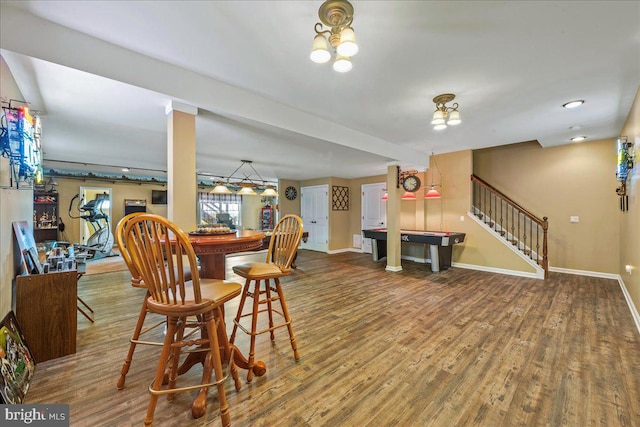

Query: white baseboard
left=327, top=247, right=363, bottom=254
left=385, top=265, right=403, bottom=272
left=452, top=262, right=544, bottom=279
left=548, top=266, right=619, bottom=279
left=618, top=276, right=640, bottom=336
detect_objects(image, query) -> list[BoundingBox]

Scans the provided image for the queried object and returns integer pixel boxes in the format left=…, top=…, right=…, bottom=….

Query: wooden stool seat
left=230, top=214, right=304, bottom=382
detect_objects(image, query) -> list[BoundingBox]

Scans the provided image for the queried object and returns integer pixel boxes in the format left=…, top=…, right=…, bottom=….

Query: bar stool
left=229, top=214, right=304, bottom=382
left=124, top=214, right=241, bottom=426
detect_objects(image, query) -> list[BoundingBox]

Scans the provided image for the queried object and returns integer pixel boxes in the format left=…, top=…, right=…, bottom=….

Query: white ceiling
left=1, top=1, right=638, bottom=182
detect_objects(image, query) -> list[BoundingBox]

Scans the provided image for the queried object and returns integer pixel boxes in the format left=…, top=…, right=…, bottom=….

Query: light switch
left=460, top=216, right=465, bottom=222
left=570, top=216, right=579, bottom=223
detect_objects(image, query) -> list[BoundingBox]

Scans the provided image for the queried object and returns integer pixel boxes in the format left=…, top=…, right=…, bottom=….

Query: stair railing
left=471, top=174, right=548, bottom=279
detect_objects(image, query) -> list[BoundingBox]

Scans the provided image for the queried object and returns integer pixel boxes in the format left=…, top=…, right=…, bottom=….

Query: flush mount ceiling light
left=208, top=160, right=278, bottom=196
left=431, top=94, right=461, bottom=130
left=563, top=100, right=584, bottom=109
left=310, top=0, right=359, bottom=73
left=571, top=136, right=587, bottom=142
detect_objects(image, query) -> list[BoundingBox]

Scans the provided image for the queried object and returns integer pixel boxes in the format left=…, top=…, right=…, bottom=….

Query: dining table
left=178, top=229, right=268, bottom=384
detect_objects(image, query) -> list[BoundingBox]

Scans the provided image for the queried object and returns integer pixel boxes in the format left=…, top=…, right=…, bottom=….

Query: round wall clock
left=402, top=175, right=421, bottom=192
left=285, top=186, right=298, bottom=200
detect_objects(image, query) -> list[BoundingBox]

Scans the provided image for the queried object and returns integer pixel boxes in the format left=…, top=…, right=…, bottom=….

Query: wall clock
left=285, top=186, right=298, bottom=200
left=402, top=175, right=421, bottom=192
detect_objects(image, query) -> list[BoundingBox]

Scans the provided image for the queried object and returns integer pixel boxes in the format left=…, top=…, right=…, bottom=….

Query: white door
left=300, top=185, right=328, bottom=252
left=361, top=182, right=387, bottom=253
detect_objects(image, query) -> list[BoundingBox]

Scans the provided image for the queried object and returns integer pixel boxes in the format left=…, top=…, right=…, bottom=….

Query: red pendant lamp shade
left=425, top=187, right=441, bottom=199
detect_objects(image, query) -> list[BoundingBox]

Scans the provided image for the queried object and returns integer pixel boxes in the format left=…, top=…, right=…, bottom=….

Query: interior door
left=300, top=185, right=328, bottom=252
left=361, top=182, right=387, bottom=253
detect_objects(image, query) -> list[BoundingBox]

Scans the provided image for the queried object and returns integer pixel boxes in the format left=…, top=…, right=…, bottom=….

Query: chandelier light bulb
left=333, top=55, right=352, bottom=72
left=447, top=110, right=461, bottom=125
left=433, top=123, right=447, bottom=131
left=337, top=27, right=359, bottom=56
left=310, top=34, right=331, bottom=63
left=431, top=110, right=445, bottom=126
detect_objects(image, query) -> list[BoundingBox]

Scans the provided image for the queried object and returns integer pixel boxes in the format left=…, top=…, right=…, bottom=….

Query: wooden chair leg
left=264, top=279, right=276, bottom=341
left=215, top=307, right=241, bottom=392
left=229, top=279, right=251, bottom=345
left=145, top=317, right=177, bottom=426
left=275, top=279, right=300, bottom=360
left=166, top=318, right=186, bottom=402
left=191, top=312, right=231, bottom=427
left=117, top=293, right=150, bottom=390
left=246, top=279, right=262, bottom=383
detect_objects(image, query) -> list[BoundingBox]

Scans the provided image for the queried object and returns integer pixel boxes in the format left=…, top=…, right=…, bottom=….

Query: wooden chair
left=124, top=214, right=241, bottom=426
left=115, top=212, right=198, bottom=389
left=229, top=214, right=304, bottom=382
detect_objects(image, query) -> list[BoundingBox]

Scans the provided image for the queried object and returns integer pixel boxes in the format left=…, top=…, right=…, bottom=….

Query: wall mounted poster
left=0, top=311, right=36, bottom=403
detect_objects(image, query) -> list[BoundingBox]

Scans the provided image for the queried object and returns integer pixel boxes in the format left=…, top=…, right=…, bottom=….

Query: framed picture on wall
left=0, top=311, right=36, bottom=404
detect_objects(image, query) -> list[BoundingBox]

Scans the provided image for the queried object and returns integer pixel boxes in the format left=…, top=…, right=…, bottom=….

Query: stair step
left=499, top=230, right=506, bottom=236
left=476, top=213, right=484, bottom=220
left=509, top=239, right=517, bottom=245
left=485, top=221, right=494, bottom=227
left=523, top=249, right=531, bottom=256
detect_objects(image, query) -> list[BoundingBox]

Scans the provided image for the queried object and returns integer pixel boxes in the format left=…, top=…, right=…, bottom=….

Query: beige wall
left=54, top=177, right=167, bottom=244
left=619, top=87, right=640, bottom=320
left=474, top=139, right=620, bottom=273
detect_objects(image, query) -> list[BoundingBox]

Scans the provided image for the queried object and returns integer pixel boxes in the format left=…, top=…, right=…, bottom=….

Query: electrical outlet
left=460, top=216, right=465, bottom=222
left=570, top=216, right=579, bottom=223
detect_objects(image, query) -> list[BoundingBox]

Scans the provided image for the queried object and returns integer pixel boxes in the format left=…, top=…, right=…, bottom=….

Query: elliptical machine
left=67, top=192, right=115, bottom=260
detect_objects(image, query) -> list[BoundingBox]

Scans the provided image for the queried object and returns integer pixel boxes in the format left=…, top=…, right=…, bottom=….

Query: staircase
left=471, top=174, right=549, bottom=279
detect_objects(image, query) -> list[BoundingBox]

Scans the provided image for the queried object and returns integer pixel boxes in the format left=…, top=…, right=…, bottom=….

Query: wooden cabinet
left=260, top=206, right=273, bottom=230
left=13, top=271, right=77, bottom=363
left=33, top=190, right=59, bottom=243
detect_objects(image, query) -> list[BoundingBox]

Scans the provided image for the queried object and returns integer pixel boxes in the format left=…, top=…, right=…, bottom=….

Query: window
left=198, top=193, right=242, bottom=228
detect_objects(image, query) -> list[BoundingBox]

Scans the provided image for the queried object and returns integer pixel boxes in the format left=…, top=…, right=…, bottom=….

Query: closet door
left=300, top=185, right=328, bottom=252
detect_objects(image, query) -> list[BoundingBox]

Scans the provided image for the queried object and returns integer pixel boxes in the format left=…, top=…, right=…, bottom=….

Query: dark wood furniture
left=13, top=271, right=77, bottom=362
left=188, top=230, right=265, bottom=279
left=230, top=215, right=304, bottom=382
left=33, top=190, right=59, bottom=243
left=362, top=228, right=466, bottom=273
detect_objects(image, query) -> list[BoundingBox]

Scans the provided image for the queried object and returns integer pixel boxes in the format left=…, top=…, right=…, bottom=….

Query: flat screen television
left=151, top=190, right=167, bottom=205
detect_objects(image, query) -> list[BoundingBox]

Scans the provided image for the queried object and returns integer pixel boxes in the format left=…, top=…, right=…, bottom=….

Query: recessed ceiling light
left=122, top=167, right=130, bottom=172
left=563, top=100, right=584, bottom=109
left=571, top=136, right=587, bottom=142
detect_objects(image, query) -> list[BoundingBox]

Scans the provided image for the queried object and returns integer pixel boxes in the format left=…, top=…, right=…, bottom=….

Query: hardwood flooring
left=25, top=250, right=640, bottom=426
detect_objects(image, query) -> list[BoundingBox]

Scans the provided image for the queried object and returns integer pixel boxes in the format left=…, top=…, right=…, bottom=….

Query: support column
left=166, top=101, right=197, bottom=232
left=386, top=164, right=402, bottom=272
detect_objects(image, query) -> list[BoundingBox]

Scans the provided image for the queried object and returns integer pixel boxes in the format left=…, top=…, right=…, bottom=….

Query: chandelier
left=431, top=94, right=461, bottom=130
left=309, top=0, right=359, bottom=72
left=208, top=160, right=278, bottom=197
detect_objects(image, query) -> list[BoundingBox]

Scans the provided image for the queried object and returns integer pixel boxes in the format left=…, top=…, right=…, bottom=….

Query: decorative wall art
left=0, top=102, right=42, bottom=188
left=332, top=186, right=349, bottom=211
left=0, top=311, right=36, bottom=404
left=615, top=136, right=635, bottom=212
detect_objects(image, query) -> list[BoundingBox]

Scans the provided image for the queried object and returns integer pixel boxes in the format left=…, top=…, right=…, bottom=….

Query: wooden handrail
left=471, top=174, right=545, bottom=226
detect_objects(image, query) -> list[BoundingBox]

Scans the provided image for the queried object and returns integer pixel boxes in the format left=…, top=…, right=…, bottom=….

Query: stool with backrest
left=229, top=214, right=304, bottom=382
left=124, top=214, right=241, bottom=426
left=115, top=212, right=198, bottom=389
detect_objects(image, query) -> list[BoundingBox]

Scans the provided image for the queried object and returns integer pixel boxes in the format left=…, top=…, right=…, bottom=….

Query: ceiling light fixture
left=563, top=100, right=584, bottom=109
left=208, top=160, right=278, bottom=196
left=571, top=136, right=587, bottom=142
left=431, top=94, right=461, bottom=130
left=310, top=0, right=358, bottom=72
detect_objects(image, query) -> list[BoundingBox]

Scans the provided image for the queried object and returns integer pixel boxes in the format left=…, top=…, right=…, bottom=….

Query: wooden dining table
left=179, top=229, right=268, bottom=383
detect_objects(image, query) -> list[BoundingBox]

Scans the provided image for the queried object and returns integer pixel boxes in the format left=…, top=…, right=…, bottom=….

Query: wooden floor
left=25, top=250, right=640, bottom=427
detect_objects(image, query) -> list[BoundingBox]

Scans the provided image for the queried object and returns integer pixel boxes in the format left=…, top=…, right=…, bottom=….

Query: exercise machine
left=67, top=192, right=115, bottom=260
